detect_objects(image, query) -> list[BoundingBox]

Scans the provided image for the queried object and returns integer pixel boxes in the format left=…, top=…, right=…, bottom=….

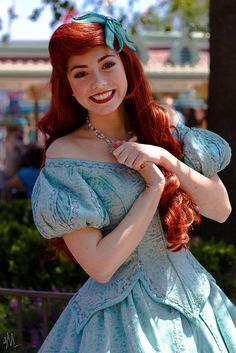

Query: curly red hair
left=38, top=22, right=200, bottom=260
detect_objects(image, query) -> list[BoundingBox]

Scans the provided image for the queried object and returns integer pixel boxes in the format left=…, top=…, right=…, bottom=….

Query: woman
left=32, top=12, right=235, bottom=353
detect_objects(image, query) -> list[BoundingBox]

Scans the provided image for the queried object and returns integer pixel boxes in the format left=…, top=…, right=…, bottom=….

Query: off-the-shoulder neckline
left=45, top=121, right=184, bottom=168
left=45, top=157, right=129, bottom=168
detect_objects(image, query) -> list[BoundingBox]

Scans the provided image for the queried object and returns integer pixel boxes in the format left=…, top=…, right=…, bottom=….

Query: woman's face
left=67, top=46, right=128, bottom=117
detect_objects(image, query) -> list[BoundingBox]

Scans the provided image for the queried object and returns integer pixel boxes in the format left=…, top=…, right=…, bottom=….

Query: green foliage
left=0, top=199, right=33, bottom=225
left=0, top=200, right=88, bottom=292
left=170, top=0, right=209, bottom=19
left=1, top=0, right=211, bottom=43
left=137, top=7, right=161, bottom=30
left=0, top=199, right=235, bottom=301
left=190, top=237, right=236, bottom=301
left=0, top=199, right=87, bottom=351
left=158, top=0, right=209, bottom=32
left=29, top=0, right=76, bottom=27
left=0, top=200, right=235, bottom=351
left=0, top=296, right=67, bottom=352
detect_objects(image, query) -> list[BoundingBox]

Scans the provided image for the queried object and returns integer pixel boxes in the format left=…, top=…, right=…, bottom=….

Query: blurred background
left=0, top=1, right=235, bottom=352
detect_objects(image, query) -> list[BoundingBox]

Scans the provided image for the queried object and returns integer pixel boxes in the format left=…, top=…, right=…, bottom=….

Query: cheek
left=67, top=78, right=76, bottom=96
left=71, top=82, right=85, bottom=100
left=120, top=71, right=128, bottom=95
left=67, top=76, right=83, bottom=94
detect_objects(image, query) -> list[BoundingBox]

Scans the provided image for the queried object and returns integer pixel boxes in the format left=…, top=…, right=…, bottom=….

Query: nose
left=91, top=71, right=108, bottom=91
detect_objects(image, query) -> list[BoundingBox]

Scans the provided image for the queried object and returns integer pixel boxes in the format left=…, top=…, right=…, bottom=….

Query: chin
left=89, top=104, right=122, bottom=117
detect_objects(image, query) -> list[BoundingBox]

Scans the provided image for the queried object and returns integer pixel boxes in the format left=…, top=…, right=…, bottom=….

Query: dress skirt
left=38, top=279, right=236, bottom=353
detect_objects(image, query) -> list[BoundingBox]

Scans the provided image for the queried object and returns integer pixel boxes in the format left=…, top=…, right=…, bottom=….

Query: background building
left=0, top=30, right=209, bottom=155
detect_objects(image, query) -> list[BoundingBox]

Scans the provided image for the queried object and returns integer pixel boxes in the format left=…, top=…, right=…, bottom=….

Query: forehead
left=67, top=45, right=119, bottom=68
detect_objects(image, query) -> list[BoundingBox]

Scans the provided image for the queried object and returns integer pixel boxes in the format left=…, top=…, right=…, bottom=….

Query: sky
left=0, top=0, right=157, bottom=41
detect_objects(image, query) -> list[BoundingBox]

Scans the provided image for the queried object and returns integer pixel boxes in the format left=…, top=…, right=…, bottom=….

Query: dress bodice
left=31, top=124, right=231, bottom=334
left=32, top=158, right=215, bottom=334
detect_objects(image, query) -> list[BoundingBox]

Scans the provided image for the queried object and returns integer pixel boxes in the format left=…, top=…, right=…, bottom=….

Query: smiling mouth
left=90, top=90, right=115, bottom=104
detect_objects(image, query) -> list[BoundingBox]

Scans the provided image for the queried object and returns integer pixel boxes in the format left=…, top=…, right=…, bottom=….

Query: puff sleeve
left=31, top=166, right=110, bottom=239
left=172, top=120, right=232, bottom=177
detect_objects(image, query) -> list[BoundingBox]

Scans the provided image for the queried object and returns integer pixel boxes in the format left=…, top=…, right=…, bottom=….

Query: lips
left=90, top=90, right=115, bottom=104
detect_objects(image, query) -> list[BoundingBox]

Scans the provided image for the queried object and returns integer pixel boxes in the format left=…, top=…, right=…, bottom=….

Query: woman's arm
left=64, top=163, right=165, bottom=284
left=113, top=143, right=231, bottom=223
left=161, top=150, right=231, bottom=222
left=163, top=108, right=231, bottom=221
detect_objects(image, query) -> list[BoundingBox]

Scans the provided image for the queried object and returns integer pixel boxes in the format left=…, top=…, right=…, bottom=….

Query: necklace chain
left=86, top=116, right=117, bottom=152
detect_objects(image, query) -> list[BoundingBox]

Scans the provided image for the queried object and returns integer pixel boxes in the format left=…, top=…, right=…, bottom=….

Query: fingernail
left=112, top=140, right=123, bottom=148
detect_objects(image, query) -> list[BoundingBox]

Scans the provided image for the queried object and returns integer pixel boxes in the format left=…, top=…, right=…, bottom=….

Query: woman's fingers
left=112, top=142, right=127, bottom=157
left=123, top=153, right=140, bottom=168
left=112, top=136, right=137, bottom=150
left=113, top=137, right=139, bottom=167
left=112, top=140, right=124, bottom=149
left=132, top=155, right=146, bottom=170
left=116, top=150, right=131, bottom=165
left=113, top=144, right=136, bottom=166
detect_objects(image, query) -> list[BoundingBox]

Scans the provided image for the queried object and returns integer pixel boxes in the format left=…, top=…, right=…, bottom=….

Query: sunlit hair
left=38, top=22, right=200, bottom=260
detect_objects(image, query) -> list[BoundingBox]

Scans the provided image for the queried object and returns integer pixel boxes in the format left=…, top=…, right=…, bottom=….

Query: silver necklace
left=86, top=116, right=118, bottom=152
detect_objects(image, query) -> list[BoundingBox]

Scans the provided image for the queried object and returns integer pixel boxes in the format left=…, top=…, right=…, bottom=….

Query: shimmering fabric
left=31, top=128, right=235, bottom=353
left=173, top=121, right=232, bottom=177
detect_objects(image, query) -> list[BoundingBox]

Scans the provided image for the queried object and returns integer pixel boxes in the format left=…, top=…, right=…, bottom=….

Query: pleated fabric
left=39, top=280, right=236, bottom=353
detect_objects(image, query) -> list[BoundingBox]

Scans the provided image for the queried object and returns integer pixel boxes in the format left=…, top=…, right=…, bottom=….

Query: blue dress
left=32, top=123, right=236, bottom=353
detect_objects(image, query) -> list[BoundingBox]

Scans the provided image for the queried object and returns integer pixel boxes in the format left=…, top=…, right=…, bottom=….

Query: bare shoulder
left=46, top=134, right=79, bottom=159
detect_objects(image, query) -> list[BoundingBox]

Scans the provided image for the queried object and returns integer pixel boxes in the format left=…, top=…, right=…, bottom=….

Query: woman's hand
left=112, top=138, right=166, bottom=170
left=138, top=162, right=166, bottom=191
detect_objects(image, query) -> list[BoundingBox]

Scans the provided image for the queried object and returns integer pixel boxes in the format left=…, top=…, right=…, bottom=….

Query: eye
left=103, top=61, right=115, bottom=69
left=74, top=71, right=87, bottom=79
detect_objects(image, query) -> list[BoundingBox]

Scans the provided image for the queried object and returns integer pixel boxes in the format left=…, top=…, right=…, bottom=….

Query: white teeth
left=92, top=90, right=113, bottom=101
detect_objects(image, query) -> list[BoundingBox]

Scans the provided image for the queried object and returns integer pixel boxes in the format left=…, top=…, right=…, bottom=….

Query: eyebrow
left=70, top=54, right=116, bottom=72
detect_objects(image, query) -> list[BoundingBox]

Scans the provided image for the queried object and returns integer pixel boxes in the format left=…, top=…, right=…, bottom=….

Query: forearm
left=160, top=150, right=231, bottom=222
left=63, top=163, right=165, bottom=283
left=95, top=186, right=162, bottom=282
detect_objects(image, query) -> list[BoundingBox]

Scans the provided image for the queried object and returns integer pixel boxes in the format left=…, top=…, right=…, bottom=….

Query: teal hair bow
left=72, top=12, right=136, bottom=52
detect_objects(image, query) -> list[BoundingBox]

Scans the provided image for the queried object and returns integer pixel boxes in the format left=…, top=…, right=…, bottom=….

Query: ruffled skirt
left=38, top=280, right=236, bottom=353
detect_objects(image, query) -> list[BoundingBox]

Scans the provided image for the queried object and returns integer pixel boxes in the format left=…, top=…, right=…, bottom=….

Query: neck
left=88, top=107, right=129, bottom=140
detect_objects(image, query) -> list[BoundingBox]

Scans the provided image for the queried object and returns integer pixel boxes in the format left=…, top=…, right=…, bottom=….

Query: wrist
left=159, top=148, right=176, bottom=171
left=144, top=183, right=165, bottom=195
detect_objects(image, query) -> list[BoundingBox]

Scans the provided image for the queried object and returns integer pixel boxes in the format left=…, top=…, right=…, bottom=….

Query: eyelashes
left=73, top=61, right=116, bottom=79
left=103, top=61, right=115, bottom=69
left=74, top=71, right=87, bottom=79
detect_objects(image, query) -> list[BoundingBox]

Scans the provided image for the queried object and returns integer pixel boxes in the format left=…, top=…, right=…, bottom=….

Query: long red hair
left=38, top=22, right=200, bottom=260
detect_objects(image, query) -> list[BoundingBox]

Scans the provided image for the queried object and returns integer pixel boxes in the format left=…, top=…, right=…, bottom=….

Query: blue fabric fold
left=31, top=161, right=110, bottom=239
left=173, top=120, right=231, bottom=177
left=32, top=158, right=236, bottom=353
